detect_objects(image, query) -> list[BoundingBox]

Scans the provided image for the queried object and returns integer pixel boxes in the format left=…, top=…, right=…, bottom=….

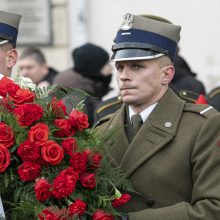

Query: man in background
left=0, top=9, right=21, bottom=218
left=18, top=47, right=58, bottom=89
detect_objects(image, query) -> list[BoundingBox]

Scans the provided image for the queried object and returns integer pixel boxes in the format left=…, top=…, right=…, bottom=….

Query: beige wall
left=16, top=0, right=69, bottom=75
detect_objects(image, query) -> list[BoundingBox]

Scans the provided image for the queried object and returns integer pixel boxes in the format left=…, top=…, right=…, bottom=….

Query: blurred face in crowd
left=100, top=62, right=113, bottom=76
left=18, top=57, right=48, bottom=84
left=115, top=55, right=174, bottom=113
left=0, top=43, right=18, bottom=77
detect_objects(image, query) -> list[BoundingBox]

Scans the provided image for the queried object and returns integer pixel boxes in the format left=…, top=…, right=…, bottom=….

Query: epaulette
left=184, top=103, right=217, bottom=118
left=179, top=90, right=200, bottom=103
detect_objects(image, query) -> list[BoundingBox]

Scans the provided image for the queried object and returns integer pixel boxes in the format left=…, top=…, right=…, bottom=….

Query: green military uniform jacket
left=95, top=88, right=220, bottom=220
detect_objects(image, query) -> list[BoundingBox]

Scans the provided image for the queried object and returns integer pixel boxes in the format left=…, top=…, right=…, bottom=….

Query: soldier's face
left=115, top=59, right=173, bottom=112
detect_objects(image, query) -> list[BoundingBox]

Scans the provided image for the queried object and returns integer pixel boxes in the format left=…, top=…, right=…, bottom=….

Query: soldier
left=0, top=9, right=21, bottom=218
left=95, top=13, right=220, bottom=219
left=94, top=14, right=207, bottom=122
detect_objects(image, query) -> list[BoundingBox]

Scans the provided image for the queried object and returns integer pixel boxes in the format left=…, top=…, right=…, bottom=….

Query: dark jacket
left=171, top=55, right=206, bottom=94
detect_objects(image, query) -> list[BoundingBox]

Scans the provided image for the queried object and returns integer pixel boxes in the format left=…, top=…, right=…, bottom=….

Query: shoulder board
left=184, top=103, right=217, bottom=118
left=179, top=90, right=199, bottom=103
left=96, top=96, right=122, bottom=114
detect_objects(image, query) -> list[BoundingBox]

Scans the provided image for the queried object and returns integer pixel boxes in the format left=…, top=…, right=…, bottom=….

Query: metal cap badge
left=121, top=13, right=133, bottom=30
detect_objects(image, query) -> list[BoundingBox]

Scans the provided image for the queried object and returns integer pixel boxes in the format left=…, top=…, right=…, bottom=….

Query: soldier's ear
left=161, top=65, right=175, bottom=85
left=6, top=48, right=18, bottom=68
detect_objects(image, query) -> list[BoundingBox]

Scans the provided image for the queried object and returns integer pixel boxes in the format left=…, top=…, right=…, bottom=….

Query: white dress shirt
left=129, top=102, right=158, bottom=123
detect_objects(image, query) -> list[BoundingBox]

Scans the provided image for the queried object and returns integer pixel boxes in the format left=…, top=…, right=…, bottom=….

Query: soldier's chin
left=121, top=96, right=135, bottom=105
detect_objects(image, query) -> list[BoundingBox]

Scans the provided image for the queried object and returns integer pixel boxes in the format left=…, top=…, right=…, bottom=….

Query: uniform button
left=146, top=198, right=155, bottom=207
left=164, top=122, right=172, bottom=128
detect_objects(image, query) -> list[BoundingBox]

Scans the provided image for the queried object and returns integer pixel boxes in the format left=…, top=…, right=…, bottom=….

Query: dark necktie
left=131, top=114, right=143, bottom=136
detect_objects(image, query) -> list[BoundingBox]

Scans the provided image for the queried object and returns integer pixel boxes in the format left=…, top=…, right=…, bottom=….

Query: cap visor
left=111, top=49, right=164, bottom=61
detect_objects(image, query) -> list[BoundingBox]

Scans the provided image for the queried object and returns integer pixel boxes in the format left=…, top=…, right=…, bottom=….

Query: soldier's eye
left=132, top=64, right=142, bottom=69
left=116, top=65, right=123, bottom=71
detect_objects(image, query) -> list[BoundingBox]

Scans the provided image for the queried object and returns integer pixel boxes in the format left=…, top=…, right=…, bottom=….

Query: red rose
left=9, top=87, right=35, bottom=105
left=28, top=123, right=49, bottom=146
left=0, top=122, right=14, bottom=148
left=68, top=109, right=89, bottom=131
left=38, top=208, right=60, bottom=220
left=35, top=178, right=52, bottom=202
left=6, top=82, right=20, bottom=96
left=49, top=97, right=67, bottom=118
left=60, top=167, right=79, bottom=182
left=17, top=140, right=41, bottom=161
left=80, top=172, right=96, bottom=189
left=0, top=144, right=10, bottom=172
left=0, top=82, right=20, bottom=98
left=18, top=161, right=41, bottom=181
left=112, top=194, right=131, bottom=208
left=41, top=140, right=64, bottom=165
left=14, top=103, right=43, bottom=126
left=61, top=137, right=78, bottom=155
left=88, top=151, right=102, bottom=170
left=92, top=210, right=114, bottom=220
left=70, top=151, right=88, bottom=174
left=52, top=174, right=77, bottom=199
left=69, top=199, right=87, bottom=217
left=54, top=119, right=76, bottom=137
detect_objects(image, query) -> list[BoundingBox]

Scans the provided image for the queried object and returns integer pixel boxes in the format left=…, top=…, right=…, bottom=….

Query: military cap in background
left=0, top=10, right=21, bottom=47
left=111, top=13, right=181, bottom=62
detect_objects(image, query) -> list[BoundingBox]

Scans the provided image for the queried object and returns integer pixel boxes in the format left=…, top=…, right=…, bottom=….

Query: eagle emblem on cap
left=121, top=13, right=133, bottom=30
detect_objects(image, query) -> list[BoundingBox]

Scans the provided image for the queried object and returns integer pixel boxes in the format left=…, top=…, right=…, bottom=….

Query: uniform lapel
left=119, top=89, right=185, bottom=177
left=104, top=105, right=129, bottom=167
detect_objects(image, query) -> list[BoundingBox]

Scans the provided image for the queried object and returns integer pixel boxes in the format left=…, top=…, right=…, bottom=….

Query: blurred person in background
left=53, top=42, right=113, bottom=126
left=0, top=9, right=21, bottom=219
left=18, top=47, right=58, bottom=89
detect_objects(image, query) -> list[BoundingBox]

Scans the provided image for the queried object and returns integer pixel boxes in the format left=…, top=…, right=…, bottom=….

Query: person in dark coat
left=53, top=43, right=113, bottom=126
left=171, top=53, right=206, bottom=94
left=95, top=13, right=220, bottom=220
left=18, top=47, right=58, bottom=89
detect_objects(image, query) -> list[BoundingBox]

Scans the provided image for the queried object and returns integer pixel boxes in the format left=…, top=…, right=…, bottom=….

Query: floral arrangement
left=0, top=75, right=133, bottom=219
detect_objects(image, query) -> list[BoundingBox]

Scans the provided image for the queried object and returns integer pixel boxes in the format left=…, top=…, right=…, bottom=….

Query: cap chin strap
left=0, top=40, right=9, bottom=45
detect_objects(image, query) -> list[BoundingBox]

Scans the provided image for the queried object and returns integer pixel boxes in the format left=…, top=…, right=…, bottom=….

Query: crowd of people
left=1, top=8, right=220, bottom=220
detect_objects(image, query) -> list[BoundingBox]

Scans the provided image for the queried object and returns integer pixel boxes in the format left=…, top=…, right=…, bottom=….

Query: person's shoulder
left=94, top=95, right=123, bottom=122
left=184, top=103, right=218, bottom=118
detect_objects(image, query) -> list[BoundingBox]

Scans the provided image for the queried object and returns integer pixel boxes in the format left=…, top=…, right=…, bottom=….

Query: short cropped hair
left=20, top=47, right=46, bottom=65
left=156, top=55, right=173, bottom=68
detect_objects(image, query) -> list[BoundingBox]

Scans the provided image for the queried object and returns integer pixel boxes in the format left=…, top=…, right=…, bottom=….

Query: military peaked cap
left=111, top=13, right=181, bottom=62
left=0, top=10, right=21, bottom=47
